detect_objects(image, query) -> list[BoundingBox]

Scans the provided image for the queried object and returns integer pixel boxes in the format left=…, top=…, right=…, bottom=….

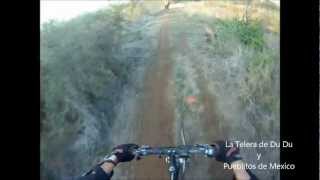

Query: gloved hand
left=111, top=143, right=139, bottom=163
left=211, top=140, right=242, bottom=165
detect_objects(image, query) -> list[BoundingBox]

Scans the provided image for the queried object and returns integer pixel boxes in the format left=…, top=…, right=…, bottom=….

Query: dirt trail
left=132, top=14, right=175, bottom=180
left=130, top=9, right=232, bottom=179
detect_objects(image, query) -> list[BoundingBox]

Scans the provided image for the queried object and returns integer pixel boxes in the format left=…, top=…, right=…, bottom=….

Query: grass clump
left=215, top=18, right=265, bottom=51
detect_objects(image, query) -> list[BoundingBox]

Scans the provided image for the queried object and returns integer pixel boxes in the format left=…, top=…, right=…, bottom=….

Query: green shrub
left=215, top=18, right=265, bottom=50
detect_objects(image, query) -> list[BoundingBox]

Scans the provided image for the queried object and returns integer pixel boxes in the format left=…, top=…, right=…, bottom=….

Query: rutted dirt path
left=130, top=9, right=232, bottom=179
left=132, top=14, right=175, bottom=180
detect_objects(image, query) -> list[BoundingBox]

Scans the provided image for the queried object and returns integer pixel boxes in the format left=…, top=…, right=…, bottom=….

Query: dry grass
left=178, top=0, right=279, bottom=33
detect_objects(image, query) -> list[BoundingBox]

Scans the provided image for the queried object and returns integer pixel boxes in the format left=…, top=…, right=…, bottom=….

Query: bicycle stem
left=167, top=155, right=179, bottom=180
left=133, top=144, right=216, bottom=180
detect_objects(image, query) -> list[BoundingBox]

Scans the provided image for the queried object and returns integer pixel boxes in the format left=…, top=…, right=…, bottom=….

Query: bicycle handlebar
left=133, top=144, right=217, bottom=158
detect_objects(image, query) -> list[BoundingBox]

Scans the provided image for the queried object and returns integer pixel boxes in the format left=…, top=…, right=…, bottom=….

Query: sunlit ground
left=177, top=1, right=279, bottom=33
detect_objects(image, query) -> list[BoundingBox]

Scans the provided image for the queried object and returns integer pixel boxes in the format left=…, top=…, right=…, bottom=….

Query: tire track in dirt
left=131, top=14, right=175, bottom=180
left=179, top=34, right=233, bottom=180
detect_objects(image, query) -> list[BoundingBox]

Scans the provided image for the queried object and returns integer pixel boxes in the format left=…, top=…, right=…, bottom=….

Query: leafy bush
left=215, top=18, right=265, bottom=50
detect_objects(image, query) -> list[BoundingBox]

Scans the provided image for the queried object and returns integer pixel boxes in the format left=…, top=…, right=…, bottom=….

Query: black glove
left=111, top=143, right=139, bottom=163
left=211, top=140, right=242, bottom=165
